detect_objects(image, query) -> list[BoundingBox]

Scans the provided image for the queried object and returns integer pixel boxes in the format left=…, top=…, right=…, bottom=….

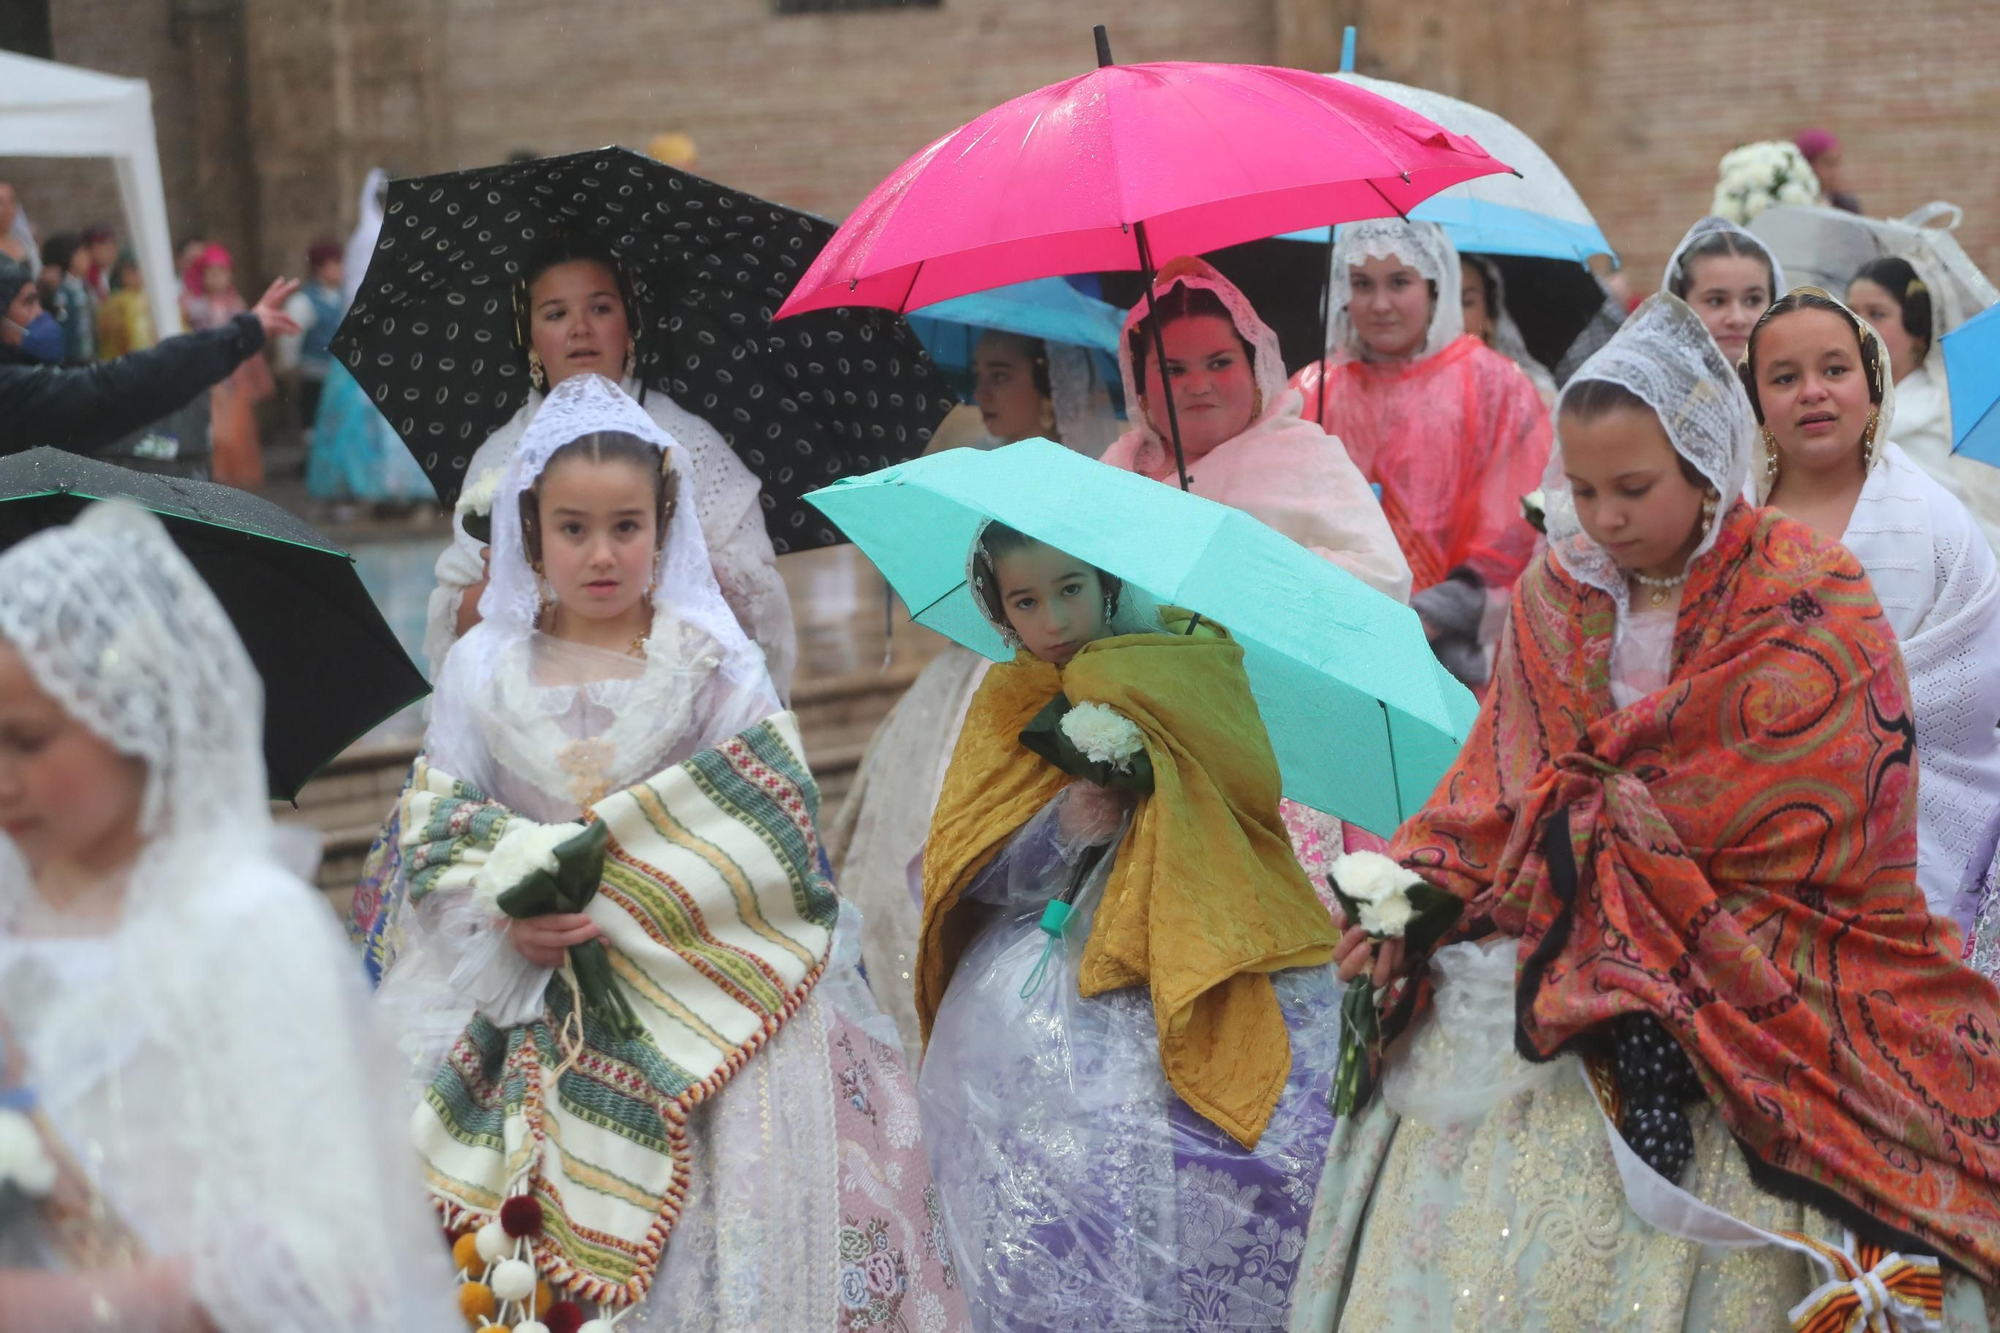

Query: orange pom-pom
left=531, top=1280, right=555, bottom=1315
left=452, top=1232, right=484, bottom=1274
left=458, top=1280, right=497, bottom=1327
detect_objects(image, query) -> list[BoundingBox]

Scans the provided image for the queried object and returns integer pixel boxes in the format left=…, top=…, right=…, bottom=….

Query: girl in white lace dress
left=0, top=504, right=455, bottom=1331
left=1747, top=287, right=2000, bottom=957
left=373, top=374, right=970, bottom=1333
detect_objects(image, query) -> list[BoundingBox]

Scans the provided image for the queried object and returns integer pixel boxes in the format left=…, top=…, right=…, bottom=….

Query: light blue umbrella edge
left=1942, top=301, right=2000, bottom=468
left=1280, top=201, right=1614, bottom=267
left=805, top=440, right=1476, bottom=831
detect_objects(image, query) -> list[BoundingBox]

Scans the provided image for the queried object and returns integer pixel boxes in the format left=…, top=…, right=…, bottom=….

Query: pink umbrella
left=775, top=33, right=1511, bottom=321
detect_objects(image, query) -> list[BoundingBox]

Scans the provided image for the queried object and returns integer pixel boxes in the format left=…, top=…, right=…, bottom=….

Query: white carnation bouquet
left=1711, top=141, right=1820, bottom=227
left=1326, top=850, right=1463, bottom=1115
left=455, top=467, right=504, bottom=544
left=1059, top=701, right=1145, bottom=774
left=1022, top=695, right=1154, bottom=796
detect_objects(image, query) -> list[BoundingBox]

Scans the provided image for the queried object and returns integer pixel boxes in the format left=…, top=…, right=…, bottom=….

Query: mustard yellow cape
left=917, top=619, right=1336, bottom=1147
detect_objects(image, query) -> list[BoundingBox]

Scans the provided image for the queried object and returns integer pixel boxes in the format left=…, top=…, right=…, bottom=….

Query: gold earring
left=1039, top=398, right=1057, bottom=436
left=623, top=343, right=637, bottom=382
left=1701, top=488, right=1719, bottom=531
left=527, top=349, right=548, bottom=394
left=1762, top=427, right=1781, bottom=483
left=1861, top=407, right=1882, bottom=469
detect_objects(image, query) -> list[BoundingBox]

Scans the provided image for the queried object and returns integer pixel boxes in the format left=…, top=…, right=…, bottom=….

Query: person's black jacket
left=0, top=312, right=265, bottom=454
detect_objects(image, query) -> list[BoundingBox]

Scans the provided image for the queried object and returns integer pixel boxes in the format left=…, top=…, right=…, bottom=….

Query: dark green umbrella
left=0, top=449, right=429, bottom=800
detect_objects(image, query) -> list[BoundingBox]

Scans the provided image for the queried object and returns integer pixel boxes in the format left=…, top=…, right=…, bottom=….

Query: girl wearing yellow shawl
left=916, top=521, right=1345, bottom=1331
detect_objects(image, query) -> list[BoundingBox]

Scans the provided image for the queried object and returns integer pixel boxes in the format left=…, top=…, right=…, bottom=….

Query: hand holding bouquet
left=1326, top=851, right=1463, bottom=1116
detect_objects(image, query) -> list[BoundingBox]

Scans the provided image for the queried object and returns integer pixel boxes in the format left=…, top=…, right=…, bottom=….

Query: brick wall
left=1345, top=0, right=2000, bottom=283
left=10, top=0, right=1998, bottom=318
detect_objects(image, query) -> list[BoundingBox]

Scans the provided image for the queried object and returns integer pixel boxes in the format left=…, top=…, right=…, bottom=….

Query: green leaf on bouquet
left=1401, top=882, right=1466, bottom=960
left=495, top=820, right=611, bottom=918
left=1017, top=692, right=1154, bottom=795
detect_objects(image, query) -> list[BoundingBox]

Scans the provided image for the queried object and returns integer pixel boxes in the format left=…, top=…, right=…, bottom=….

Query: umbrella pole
left=1093, top=21, right=1192, bottom=495
left=1317, top=227, right=1336, bottom=425
left=1379, top=698, right=1404, bottom=823
left=1132, top=220, right=1193, bottom=493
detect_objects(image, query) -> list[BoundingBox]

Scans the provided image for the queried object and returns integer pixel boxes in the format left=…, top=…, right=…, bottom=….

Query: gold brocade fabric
left=917, top=620, right=1337, bottom=1148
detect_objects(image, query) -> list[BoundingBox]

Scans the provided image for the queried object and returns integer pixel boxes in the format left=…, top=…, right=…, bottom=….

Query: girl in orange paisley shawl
left=1292, top=295, right=1998, bottom=1333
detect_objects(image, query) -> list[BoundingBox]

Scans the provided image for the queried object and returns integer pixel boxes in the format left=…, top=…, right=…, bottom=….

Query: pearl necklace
left=1630, top=569, right=1688, bottom=608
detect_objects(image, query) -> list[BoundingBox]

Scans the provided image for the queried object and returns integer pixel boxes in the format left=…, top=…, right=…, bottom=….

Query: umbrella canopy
left=0, top=449, right=428, bottom=800
left=1749, top=203, right=1999, bottom=330
left=1944, top=301, right=2000, bottom=466
left=907, top=278, right=1124, bottom=395
left=774, top=59, right=1510, bottom=319
left=807, top=439, right=1477, bottom=835
left=1276, top=73, right=1614, bottom=265
left=331, top=148, right=955, bottom=552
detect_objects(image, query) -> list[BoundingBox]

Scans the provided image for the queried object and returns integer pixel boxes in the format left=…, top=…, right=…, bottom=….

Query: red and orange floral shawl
left=1388, top=500, right=2000, bottom=1282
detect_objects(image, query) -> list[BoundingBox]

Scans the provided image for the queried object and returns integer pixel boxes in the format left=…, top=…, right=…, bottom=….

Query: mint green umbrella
left=807, top=438, right=1477, bottom=835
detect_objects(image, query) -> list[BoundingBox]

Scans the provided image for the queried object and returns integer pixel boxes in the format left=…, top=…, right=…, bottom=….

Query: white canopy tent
left=0, top=51, right=183, bottom=337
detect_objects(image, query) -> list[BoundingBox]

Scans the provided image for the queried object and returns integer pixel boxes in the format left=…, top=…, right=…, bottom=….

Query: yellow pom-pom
left=452, top=1232, right=483, bottom=1274
left=531, top=1280, right=554, bottom=1315
left=458, top=1280, right=497, bottom=1327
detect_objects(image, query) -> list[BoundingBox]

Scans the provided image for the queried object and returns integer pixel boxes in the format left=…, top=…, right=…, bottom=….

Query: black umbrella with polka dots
left=329, top=148, right=955, bottom=553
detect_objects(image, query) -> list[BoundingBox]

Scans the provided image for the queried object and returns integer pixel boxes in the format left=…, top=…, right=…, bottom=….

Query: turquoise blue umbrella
left=1944, top=301, right=2000, bottom=467
left=807, top=439, right=1478, bottom=835
left=907, top=278, right=1124, bottom=397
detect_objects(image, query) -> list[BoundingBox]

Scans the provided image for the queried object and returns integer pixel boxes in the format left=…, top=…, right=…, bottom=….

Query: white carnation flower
left=1331, top=849, right=1424, bottom=907
left=472, top=818, right=590, bottom=913
left=455, top=467, right=503, bottom=519
left=1060, top=701, right=1145, bottom=770
left=1359, top=893, right=1415, bottom=937
left=0, top=1109, right=56, bottom=1197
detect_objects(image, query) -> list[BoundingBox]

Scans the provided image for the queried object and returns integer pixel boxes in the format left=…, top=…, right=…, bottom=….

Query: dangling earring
left=1038, top=397, right=1057, bottom=436
left=1701, top=487, right=1719, bottom=533
left=1762, top=427, right=1781, bottom=484
left=527, top=349, right=548, bottom=394
left=1860, top=407, right=1882, bottom=470
left=1103, top=590, right=1116, bottom=625
left=623, top=342, right=637, bottom=383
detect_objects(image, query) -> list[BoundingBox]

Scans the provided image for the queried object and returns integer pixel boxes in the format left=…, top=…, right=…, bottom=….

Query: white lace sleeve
left=708, top=500, right=798, bottom=701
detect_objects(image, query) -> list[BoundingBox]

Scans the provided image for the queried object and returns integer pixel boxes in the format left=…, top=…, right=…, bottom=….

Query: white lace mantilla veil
left=1045, top=342, right=1124, bottom=457
left=423, top=373, right=794, bottom=703
left=1749, top=288, right=1900, bottom=505
left=1325, top=218, right=1467, bottom=363
left=964, top=518, right=1169, bottom=647
left=1115, top=255, right=1293, bottom=456
left=1542, top=293, right=1755, bottom=611
left=1659, top=215, right=1790, bottom=303
left=427, top=374, right=779, bottom=806
left=0, top=503, right=455, bottom=1331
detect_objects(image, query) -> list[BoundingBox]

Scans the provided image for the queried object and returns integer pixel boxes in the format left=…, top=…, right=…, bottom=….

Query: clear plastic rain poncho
left=1291, top=219, right=1551, bottom=601
left=0, top=503, right=455, bottom=1331
left=916, top=525, right=1344, bottom=1333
